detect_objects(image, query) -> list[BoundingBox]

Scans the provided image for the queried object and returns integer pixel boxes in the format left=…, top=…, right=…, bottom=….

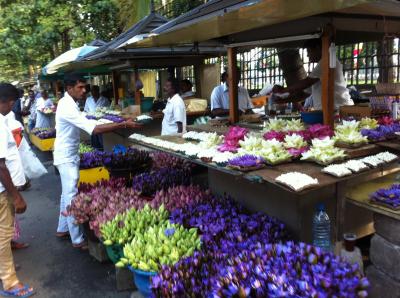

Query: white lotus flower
left=284, top=134, right=307, bottom=149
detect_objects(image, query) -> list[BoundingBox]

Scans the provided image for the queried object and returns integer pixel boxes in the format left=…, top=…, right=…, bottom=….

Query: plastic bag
left=18, top=137, right=48, bottom=179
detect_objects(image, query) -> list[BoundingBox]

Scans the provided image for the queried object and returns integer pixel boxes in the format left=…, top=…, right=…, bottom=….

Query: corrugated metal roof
left=79, top=12, right=168, bottom=61
left=133, top=0, right=399, bottom=48
left=151, top=0, right=255, bottom=34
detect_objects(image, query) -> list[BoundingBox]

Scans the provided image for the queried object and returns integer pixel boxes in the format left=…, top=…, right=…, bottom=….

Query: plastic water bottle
left=312, top=203, right=332, bottom=251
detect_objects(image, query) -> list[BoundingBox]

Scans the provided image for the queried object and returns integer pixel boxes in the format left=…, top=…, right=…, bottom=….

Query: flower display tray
left=79, top=167, right=110, bottom=186
left=29, top=133, right=55, bottom=151
left=227, top=164, right=265, bottom=172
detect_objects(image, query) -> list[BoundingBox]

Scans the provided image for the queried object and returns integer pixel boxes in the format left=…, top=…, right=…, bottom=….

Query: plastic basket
left=128, top=267, right=157, bottom=297
left=141, top=97, right=154, bottom=113
left=105, top=244, right=123, bottom=264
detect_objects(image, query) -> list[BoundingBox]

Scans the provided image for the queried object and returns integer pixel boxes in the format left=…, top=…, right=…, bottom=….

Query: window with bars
left=180, top=65, right=196, bottom=91
left=206, top=38, right=400, bottom=92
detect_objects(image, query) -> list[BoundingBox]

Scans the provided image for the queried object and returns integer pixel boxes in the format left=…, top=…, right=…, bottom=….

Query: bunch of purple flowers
left=152, top=242, right=369, bottom=297
left=132, top=168, right=191, bottom=197
left=370, top=183, right=400, bottom=209
left=31, top=128, right=56, bottom=139
left=80, top=150, right=105, bottom=169
left=228, top=155, right=265, bottom=168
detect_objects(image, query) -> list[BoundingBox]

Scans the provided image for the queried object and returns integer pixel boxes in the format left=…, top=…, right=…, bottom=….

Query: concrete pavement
left=11, top=151, right=133, bottom=298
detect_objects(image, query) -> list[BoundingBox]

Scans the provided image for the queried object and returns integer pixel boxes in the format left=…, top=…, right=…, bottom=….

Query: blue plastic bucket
left=301, top=111, right=323, bottom=124
left=128, top=266, right=157, bottom=297
left=141, top=97, right=154, bottom=113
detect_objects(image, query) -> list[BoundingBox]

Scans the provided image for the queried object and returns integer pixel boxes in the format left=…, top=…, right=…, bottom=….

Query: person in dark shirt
left=11, top=89, right=24, bottom=125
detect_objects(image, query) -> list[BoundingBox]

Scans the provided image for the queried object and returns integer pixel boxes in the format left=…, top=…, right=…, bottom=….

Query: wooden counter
left=128, top=133, right=400, bottom=243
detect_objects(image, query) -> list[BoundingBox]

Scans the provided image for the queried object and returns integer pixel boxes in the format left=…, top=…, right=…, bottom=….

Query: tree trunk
left=278, top=49, right=307, bottom=86
left=377, top=39, right=395, bottom=83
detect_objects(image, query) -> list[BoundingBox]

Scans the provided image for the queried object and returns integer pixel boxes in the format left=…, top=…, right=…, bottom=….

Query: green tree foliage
left=0, top=0, right=121, bottom=82
left=117, top=0, right=151, bottom=30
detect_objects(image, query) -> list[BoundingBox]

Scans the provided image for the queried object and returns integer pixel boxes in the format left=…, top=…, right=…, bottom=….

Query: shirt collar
left=223, top=82, right=229, bottom=92
left=64, top=92, right=79, bottom=106
left=168, top=93, right=180, bottom=102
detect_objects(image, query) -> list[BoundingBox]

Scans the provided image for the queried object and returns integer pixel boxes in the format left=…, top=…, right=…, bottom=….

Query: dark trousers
left=91, top=134, right=104, bottom=151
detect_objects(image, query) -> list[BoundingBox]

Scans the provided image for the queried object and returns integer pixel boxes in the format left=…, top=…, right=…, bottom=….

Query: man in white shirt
left=35, top=90, right=55, bottom=129
left=0, top=83, right=34, bottom=297
left=180, top=79, right=195, bottom=99
left=210, top=68, right=253, bottom=117
left=83, top=85, right=110, bottom=113
left=54, top=75, right=142, bottom=249
left=83, top=85, right=110, bottom=150
left=273, top=39, right=354, bottom=110
left=161, top=78, right=186, bottom=135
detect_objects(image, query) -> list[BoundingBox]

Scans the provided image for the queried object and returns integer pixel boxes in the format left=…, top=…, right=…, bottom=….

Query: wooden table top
left=129, top=133, right=400, bottom=196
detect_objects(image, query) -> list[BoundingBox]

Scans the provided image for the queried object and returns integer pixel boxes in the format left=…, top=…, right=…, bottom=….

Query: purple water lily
left=31, top=128, right=56, bottom=139
left=370, top=184, right=400, bottom=208
left=151, top=242, right=369, bottom=297
left=228, top=155, right=265, bottom=168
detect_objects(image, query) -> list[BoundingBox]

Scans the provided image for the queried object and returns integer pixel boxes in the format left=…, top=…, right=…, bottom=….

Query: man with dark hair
left=211, top=67, right=253, bottom=117
left=11, top=89, right=24, bottom=125
left=84, top=85, right=110, bottom=113
left=161, top=78, right=186, bottom=135
left=221, top=71, right=228, bottom=84
left=54, top=74, right=142, bottom=249
left=0, top=83, right=34, bottom=297
left=180, top=79, right=195, bottom=99
left=26, top=90, right=37, bottom=130
left=272, top=38, right=353, bottom=110
left=84, top=85, right=110, bottom=150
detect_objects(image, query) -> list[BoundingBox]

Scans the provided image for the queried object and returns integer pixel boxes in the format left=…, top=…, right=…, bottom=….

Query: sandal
left=72, top=241, right=88, bottom=251
left=11, top=242, right=29, bottom=250
left=0, top=285, right=35, bottom=297
left=55, top=232, right=69, bottom=238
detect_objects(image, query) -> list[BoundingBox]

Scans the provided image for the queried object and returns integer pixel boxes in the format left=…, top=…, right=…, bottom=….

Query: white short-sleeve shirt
left=53, top=92, right=96, bottom=166
left=309, top=58, right=354, bottom=110
left=84, top=96, right=110, bottom=113
left=161, top=94, right=187, bottom=135
left=35, top=97, right=54, bottom=129
left=0, top=113, right=26, bottom=192
left=211, top=83, right=253, bottom=112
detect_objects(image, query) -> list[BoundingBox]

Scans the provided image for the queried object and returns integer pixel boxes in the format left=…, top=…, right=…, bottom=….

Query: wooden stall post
left=227, top=47, right=239, bottom=123
left=134, top=68, right=141, bottom=106
left=321, top=25, right=335, bottom=127
left=112, top=70, right=120, bottom=104
left=194, top=61, right=203, bottom=97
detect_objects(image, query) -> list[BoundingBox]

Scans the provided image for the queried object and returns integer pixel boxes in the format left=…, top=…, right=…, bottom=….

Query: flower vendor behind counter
left=272, top=38, right=354, bottom=111
left=161, top=78, right=187, bottom=136
left=53, top=74, right=142, bottom=250
left=83, top=85, right=110, bottom=151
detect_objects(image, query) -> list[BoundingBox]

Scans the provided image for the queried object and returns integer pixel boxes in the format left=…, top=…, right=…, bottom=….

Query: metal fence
left=205, top=39, right=400, bottom=92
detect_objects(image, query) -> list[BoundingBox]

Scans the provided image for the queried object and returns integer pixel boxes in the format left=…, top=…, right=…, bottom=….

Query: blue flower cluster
left=152, top=197, right=368, bottom=297
left=370, top=183, right=400, bottom=209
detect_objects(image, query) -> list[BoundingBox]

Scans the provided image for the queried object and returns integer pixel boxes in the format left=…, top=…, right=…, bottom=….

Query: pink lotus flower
left=287, top=146, right=309, bottom=158
left=263, top=131, right=285, bottom=142
left=307, top=124, right=334, bottom=139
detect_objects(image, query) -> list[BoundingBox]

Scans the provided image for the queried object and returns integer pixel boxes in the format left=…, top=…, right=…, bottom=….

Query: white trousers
left=56, top=162, right=84, bottom=245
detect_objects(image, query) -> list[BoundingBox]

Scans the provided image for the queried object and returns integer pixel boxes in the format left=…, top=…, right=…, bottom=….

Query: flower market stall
left=29, top=128, right=56, bottom=151
left=129, top=118, right=399, bottom=240
left=68, top=147, right=369, bottom=297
